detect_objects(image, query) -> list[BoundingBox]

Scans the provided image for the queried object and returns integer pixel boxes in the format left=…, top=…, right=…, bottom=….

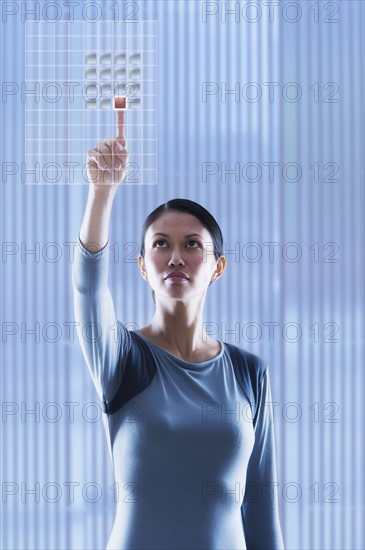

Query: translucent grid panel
left=25, top=20, right=157, bottom=185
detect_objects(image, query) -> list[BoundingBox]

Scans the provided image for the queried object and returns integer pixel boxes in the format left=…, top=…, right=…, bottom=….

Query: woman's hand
left=86, top=110, right=128, bottom=188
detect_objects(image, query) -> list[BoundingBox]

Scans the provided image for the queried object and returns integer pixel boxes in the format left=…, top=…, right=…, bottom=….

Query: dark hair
left=139, top=198, right=224, bottom=303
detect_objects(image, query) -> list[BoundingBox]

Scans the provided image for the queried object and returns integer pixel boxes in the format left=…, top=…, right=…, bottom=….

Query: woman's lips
left=165, top=272, right=189, bottom=280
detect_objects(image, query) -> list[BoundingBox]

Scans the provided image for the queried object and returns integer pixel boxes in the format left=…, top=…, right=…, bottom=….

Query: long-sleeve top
left=72, top=236, right=285, bottom=550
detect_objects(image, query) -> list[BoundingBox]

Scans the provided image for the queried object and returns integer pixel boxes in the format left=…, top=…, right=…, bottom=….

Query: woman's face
left=138, top=211, right=226, bottom=302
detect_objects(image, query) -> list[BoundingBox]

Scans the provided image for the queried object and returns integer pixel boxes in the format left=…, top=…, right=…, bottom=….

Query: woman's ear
left=213, top=256, right=227, bottom=282
left=137, top=255, right=148, bottom=280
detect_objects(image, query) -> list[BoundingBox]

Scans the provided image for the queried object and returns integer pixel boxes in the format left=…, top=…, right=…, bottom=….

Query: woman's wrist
left=88, top=182, right=119, bottom=204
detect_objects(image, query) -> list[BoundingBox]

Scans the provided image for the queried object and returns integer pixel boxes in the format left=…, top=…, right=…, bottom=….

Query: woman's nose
left=168, top=248, right=185, bottom=265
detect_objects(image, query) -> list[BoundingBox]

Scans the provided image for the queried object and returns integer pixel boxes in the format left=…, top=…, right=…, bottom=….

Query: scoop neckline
left=133, top=330, right=225, bottom=366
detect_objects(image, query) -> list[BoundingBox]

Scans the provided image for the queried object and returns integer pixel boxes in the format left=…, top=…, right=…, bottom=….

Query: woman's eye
left=154, top=239, right=166, bottom=247
left=187, top=240, right=199, bottom=248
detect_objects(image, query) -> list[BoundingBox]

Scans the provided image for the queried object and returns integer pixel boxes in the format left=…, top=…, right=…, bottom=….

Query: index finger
left=116, top=110, right=126, bottom=144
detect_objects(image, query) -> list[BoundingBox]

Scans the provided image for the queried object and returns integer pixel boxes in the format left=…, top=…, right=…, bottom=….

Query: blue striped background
left=1, top=1, right=364, bottom=548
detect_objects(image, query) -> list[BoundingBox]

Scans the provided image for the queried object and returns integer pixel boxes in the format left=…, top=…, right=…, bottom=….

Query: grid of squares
left=84, top=51, right=141, bottom=110
left=24, top=20, right=157, bottom=185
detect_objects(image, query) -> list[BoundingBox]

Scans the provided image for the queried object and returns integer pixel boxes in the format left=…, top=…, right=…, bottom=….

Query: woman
left=72, top=111, right=285, bottom=549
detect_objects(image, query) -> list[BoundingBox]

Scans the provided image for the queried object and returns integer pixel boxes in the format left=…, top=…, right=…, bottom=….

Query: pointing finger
left=117, top=110, right=125, bottom=144
left=114, top=97, right=126, bottom=146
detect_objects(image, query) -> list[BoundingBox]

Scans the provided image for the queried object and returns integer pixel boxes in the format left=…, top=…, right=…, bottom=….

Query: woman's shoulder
left=224, top=341, right=267, bottom=373
left=223, top=341, right=268, bottom=399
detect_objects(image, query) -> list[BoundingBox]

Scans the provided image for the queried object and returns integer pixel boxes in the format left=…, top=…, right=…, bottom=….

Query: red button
left=114, top=96, right=127, bottom=110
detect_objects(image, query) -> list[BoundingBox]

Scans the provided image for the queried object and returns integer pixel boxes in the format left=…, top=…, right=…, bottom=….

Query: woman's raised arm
left=72, top=110, right=132, bottom=407
left=80, top=110, right=127, bottom=251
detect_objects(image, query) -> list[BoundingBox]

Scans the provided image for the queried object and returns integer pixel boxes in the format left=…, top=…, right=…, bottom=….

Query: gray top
left=72, top=237, right=284, bottom=550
